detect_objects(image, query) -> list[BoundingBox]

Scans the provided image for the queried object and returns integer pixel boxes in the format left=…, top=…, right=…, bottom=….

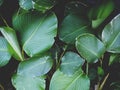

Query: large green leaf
left=102, top=14, right=120, bottom=53
left=19, top=0, right=57, bottom=12
left=17, top=54, right=53, bottom=77
left=60, top=51, right=85, bottom=75
left=0, top=36, right=11, bottom=67
left=0, top=27, right=23, bottom=61
left=88, top=0, right=114, bottom=28
left=12, top=74, right=45, bottom=90
left=59, top=14, right=91, bottom=44
left=76, top=34, right=105, bottom=63
left=13, top=12, right=57, bottom=57
left=50, top=69, right=90, bottom=90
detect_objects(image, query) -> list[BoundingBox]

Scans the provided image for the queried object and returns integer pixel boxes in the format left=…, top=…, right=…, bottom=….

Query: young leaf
left=109, top=54, right=120, bottom=65
left=0, top=27, right=23, bottom=61
left=12, top=74, right=45, bottom=90
left=0, top=36, right=11, bottom=67
left=88, top=0, right=114, bottom=28
left=19, top=0, right=57, bottom=12
left=13, top=12, right=57, bottom=57
left=60, top=51, right=85, bottom=75
left=102, top=14, right=120, bottom=53
left=76, top=34, right=106, bottom=63
left=50, top=69, right=90, bottom=90
left=17, top=54, right=53, bottom=77
left=59, top=14, right=91, bottom=44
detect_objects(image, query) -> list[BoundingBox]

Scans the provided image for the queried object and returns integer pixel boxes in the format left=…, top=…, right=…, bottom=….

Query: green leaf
left=0, top=0, right=3, bottom=6
left=13, top=12, right=57, bottom=57
left=110, top=82, right=120, bottom=90
left=12, top=74, right=45, bottom=90
left=109, top=54, right=120, bottom=65
left=60, top=51, right=85, bottom=75
left=88, top=0, right=114, bottom=28
left=19, top=0, right=57, bottom=12
left=50, top=69, right=90, bottom=90
left=0, top=36, right=11, bottom=67
left=17, top=54, right=53, bottom=77
left=0, top=27, right=23, bottom=61
left=65, top=1, right=89, bottom=16
left=76, top=34, right=105, bottom=63
left=59, top=14, right=91, bottom=44
left=102, top=14, right=120, bottom=53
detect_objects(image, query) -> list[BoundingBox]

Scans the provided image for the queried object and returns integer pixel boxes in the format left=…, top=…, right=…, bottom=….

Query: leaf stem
left=56, top=45, right=68, bottom=69
left=98, top=73, right=109, bottom=90
left=86, top=62, right=89, bottom=75
left=0, top=84, right=4, bottom=90
left=0, top=16, right=9, bottom=27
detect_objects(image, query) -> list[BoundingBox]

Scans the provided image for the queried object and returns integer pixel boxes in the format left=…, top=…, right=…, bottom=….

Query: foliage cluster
left=0, top=0, right=120, bottom=90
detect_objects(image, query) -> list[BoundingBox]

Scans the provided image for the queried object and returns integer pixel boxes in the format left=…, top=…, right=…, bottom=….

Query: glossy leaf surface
left=17, top=54, right=53, bottom=77
left=50, top=69, right=90, bottom=90
left=59, top=14, right=91, bottom=44
left=12, top=74, right=45, bottom=90
left=102, top=14, right=120, bottom=53
left=60, top=51, right=85, bottom=75
left=13, top=12, right=57, bottom=57
left=76, top=34, right=105, bottom=63
left=19, top=0, right=57, bottom=12
left=0, top=27, right=23, bottom=61
left=0, top=36, right=11, bottom=67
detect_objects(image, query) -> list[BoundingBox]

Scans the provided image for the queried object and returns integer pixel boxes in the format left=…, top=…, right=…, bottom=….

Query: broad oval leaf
left=17, top=54, right=53, bottom=77
left=50, top=69, right=90, bottom=90
left=0, top=27, right=23, bottom=61
left=76, top=34, right=106, bottom=63
left=102, top=14, right=120, bottom=53
left=0, top=36, right=11, bottom=67
left=12, top=74, right=45, bottom=90
left=13, top=12, right=57, bottom=57
left=60, top=51, right=85, bottom=75
left=59, top=14, right=91, bottom=44
left=19, top=0, right=57, bottom=12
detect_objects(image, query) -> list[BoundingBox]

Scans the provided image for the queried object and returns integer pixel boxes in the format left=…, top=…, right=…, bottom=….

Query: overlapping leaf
left=50, top=69, right=90, bottom=90
left=19, top=0, right=57, bottom=12
left=102, top=14, right=120, bottom=53
left=13, top=12, right=57, bottom=57
left=12, top=74, right=45, bottom=90
left=0, top=36, right=11, bottom=67
left=59, top=14, right=91, bottom=44
left=17, top=54, right=53, bottom=77
left=0, top=27, right=23, bottom=61
left=88, top=0, right=114, bottom=28
left=76, top=34, right=106, bottom=63
left=60, top=51, right=85, bottom=75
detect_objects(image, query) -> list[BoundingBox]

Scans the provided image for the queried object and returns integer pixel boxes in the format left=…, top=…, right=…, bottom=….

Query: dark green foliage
left=0, top=0, right=120, bottom=90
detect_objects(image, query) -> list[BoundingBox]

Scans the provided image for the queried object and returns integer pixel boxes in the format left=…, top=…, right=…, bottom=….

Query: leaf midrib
left=23, top=14, right=47, bottom=48
left=76, top=41, right=99, bottom=58
left=64, top=73, right=82, bottom=90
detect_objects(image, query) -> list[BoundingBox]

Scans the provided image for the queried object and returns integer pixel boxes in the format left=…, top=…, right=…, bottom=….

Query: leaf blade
left=0, top=27, right=23, bottom=61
